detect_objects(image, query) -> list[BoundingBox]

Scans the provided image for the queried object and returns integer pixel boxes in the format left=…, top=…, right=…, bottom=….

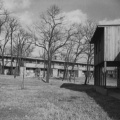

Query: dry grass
left=0, top=75, right=120, bottom=120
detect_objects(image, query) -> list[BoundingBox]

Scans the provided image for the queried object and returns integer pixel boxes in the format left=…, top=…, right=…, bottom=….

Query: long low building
left=0, top=55, right=94, bottom=77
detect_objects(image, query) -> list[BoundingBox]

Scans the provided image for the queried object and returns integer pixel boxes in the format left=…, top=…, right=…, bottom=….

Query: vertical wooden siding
left=104, top=26, right=120, bottom=61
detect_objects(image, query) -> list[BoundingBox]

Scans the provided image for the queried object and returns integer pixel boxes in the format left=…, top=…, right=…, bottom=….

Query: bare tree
left=0, top=1, right=9, bottom=34
left=0, top=7, right=9, bottom=74
left=68, top=24, right=86, bottom=82
left=82, top=20, right=96, bottom=85
left=59, top=24, right=86, bottom=82
left=35, top=5, right=69, bottom=83
left=60, top=41, right=73, bottom=80
left=56, top=25, right=76, bottom=80
left=0, top=20, right=10, bottom=74
left=38, top=49, right=48, bottom=77
left=13, top=28, right=35, bottom=77
left=60, top=38, right=76, bottom=80
left=13, top=28, right=35, bottom=57
left=8, top=17, right=19, bottom=75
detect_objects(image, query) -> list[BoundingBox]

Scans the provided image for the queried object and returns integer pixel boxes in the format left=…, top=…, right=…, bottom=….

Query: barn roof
left=90, top=24, right=120, bottom=44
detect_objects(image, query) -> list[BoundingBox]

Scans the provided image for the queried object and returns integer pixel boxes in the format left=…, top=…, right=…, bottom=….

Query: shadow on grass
left=41, top=78, right=47, bottom=83
left=51, top=77, right=63, bottom=81
left=60, top=83, right=120, bottom=120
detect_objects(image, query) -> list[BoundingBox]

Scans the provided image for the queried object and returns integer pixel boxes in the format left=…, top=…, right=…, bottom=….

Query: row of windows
left=0, top=58, right=93, bottom=68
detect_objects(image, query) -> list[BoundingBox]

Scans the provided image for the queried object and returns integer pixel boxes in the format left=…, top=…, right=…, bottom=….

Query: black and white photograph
left=0, top=0, right=120, bottom=119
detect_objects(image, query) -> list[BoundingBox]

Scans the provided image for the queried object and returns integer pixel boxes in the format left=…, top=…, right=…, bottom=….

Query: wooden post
left=95, top=66, right=97, bottom=86
left=101, top=67, right=104, bottom=86
left=101, top=67, right=103, bottom=86
left=97, top=67, right=99, bottom=86
left=97, top=66, right=99, bottom=86
left=99, top=66, right=101, bottom=86
left=21, top=66, right=25, bottom=89
left=94, top=66, right=96, bottom=85
left=117, top=67, right=120, bottom=88
left=94, top=66, right=98, bottom=86
left=104, top=61, right=107, bottom=87
left=96, top=66, right=98, bottom=86
left=98, top=66, right=100, bottom=86
left=21, top=61, right=26, bottom=89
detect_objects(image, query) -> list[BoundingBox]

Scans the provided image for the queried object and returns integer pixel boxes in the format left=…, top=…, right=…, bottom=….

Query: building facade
left=0, top=55, right=94, bottom=78
left=91, top=24, right=120, bottom=88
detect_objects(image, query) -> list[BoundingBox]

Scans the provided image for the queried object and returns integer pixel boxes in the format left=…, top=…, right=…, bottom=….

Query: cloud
left=99, top=18, right=120, bottom=25
left=2, top=0, right=32, bottom=27
left=63, top=10, right=88, bottom=24
left=18, top=11, right=33, bottom=26
left=10, top=11, right=34, bottom=29
left=32, top=46, right=42, bottom=57
left=3, top=0, right=31, bottom=11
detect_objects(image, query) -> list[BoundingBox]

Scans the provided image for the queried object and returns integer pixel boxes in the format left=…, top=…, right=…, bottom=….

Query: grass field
left=0, top=75, right=120, bottom=120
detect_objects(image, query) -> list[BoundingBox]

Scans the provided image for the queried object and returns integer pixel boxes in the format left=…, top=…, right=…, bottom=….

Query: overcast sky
left=2, top=0, right=120, bottom=57
left=3, top=0, right=120, bottom=24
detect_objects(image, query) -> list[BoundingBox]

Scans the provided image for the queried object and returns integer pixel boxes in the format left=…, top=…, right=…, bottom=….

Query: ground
left=0, top=75, right=120, bottom=120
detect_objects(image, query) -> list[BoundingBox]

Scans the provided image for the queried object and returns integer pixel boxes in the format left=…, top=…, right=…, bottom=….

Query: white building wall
left=78, top=70, right=83, bottom=77
left=20, top=67, right=27, bottom=77
left=53, top=69, right=58, bottom=77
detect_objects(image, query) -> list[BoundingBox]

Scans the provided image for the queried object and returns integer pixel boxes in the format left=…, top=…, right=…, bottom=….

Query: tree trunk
left=46, top=58, right=51, bottom=83
left=18, top=57, right=20, bottom=76
left=1, top=55, right=4, bottom=74
left=62, top=61, right=69, bottom=81
left=84, top=43, right=93, bottom=85
left=84, top=56, right=90, bottom=85
left=69, top=64, right=75, bottom=82
left=43, top=51, right=46, bottom=78
left=87, top=57, right=93, bottom=83
left=14, top=55, right=18, bottom=78
left=62, top=62, right=66, bottom=80
left=69, top=57, right=77, bottom=82
left=10, top=33, right=13, bottom=75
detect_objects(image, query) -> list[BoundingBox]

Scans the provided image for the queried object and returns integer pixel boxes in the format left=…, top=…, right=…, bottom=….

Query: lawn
left=0, top=75, right=120, bottom=120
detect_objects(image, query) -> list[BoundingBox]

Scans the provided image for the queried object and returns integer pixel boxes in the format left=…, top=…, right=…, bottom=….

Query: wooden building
left=91, top=25, right=120, bottom=88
